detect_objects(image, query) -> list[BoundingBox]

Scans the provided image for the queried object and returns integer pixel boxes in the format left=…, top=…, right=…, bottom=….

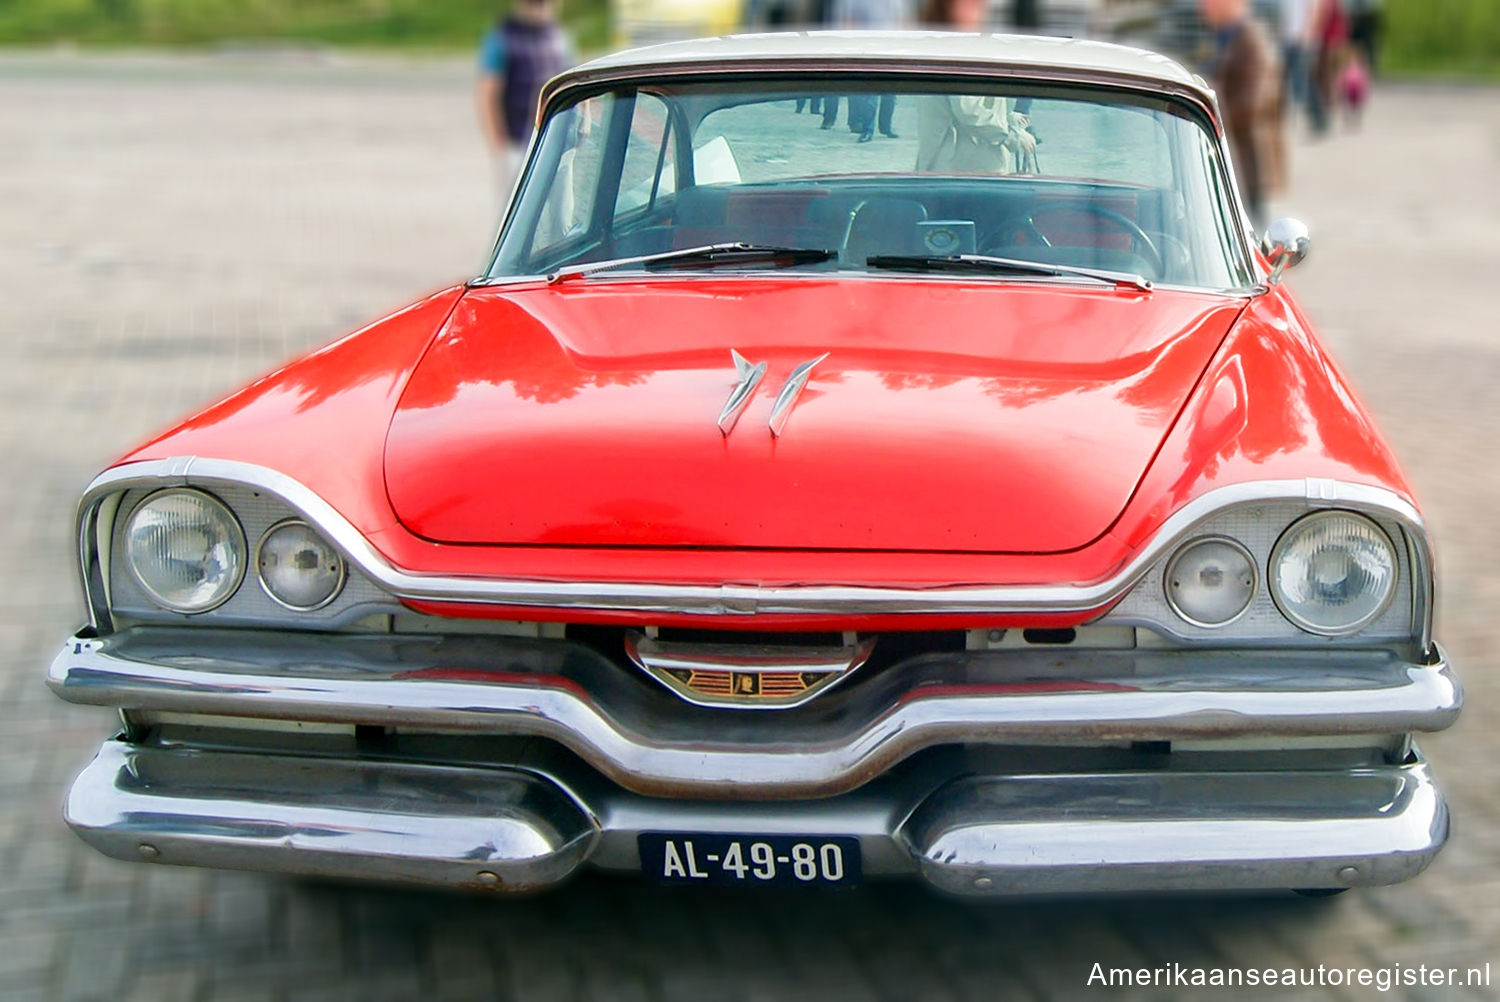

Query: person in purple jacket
left=477, top=0, right=573, bottom=195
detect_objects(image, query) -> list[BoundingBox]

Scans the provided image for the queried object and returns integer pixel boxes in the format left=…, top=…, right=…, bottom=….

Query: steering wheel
left=990, top=201, right=1164, bottom=277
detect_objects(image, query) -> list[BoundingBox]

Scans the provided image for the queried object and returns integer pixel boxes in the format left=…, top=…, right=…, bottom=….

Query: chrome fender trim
left=76, top=458, right=1436, bottom=649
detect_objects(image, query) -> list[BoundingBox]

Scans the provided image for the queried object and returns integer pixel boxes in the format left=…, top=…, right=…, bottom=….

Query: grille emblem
left=625, top=632, right=875, bottom=709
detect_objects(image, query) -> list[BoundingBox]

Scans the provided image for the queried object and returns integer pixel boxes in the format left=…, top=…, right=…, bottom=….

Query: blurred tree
left=0, top=0, right=610, bottom=50
left=95, top=0, right=132, bottom=21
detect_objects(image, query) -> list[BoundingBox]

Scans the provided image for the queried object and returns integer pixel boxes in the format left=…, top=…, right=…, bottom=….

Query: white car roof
left=547, top=31, right=1214, bottom=109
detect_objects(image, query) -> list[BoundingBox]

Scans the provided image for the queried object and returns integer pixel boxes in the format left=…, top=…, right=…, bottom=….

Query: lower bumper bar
left=66, top=741, right=596, bottom=892
left=67, top=740, right=1448, bottom=895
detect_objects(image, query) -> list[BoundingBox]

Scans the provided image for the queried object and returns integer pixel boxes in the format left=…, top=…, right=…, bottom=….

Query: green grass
left=0, top=0, right=1495, bottom=80
left=0, top=0, right=612, bottom=52
left=1381, top=0, right=1500, bottom=79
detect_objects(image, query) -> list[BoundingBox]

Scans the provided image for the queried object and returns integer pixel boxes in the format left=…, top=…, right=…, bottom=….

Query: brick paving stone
left=57, top=939, right=131, bottom=1002
left=121, top=969, right=202, bottom=1002
left=1, top=51, right=1497, bottom=1002
left=0, top=929, right=60, bottom=986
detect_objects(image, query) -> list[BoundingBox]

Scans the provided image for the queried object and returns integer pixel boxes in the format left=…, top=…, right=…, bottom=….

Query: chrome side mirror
left=1261, top=217, right=1310, bottom=284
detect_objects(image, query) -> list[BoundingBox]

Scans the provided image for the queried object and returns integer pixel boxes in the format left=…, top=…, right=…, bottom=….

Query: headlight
left=256, top=520, right=346, bottom=611
left=1164, top=536, right=1257, bottom=627
left=1270, top=511, right=1398, bottom=636
left=125, top=489, right=246, bottom=613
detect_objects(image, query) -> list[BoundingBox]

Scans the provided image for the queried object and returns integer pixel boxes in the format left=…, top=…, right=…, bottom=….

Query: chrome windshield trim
left=768, top=353, right=828, bottom=438
left=507, top=60, right=1256, bottom=287
left=539, top=58, right=1220, bottom=131
left=470, top=270, right=1261, bottom=297
left=717, top=349, right=767, bottom=436
left=77, top=459, right=1433, bottom=646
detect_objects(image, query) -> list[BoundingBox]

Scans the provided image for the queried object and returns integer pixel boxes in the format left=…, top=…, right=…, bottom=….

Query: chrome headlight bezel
left=1162, top=535, right=1259, bottom=629
left=254, top=518, right=348, bottom=612
left=1268, top=510, right=1400, bottom=638
left=123, top=488, right=247, bottom=615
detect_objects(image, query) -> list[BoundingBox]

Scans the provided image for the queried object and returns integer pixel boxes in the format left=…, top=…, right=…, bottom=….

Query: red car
left=50, top=33, right=1458, bottom=896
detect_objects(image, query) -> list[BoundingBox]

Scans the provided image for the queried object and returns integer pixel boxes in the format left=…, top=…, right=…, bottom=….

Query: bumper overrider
left=51, top=627, right=1460, bottom=895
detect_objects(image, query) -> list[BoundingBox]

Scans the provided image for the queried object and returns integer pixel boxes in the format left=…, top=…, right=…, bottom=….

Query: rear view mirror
left=1261, top=217, right=1310, bottom=284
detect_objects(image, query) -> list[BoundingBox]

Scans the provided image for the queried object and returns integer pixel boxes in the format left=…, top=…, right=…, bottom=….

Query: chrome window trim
left=76, top=457, right=1436, bottom=651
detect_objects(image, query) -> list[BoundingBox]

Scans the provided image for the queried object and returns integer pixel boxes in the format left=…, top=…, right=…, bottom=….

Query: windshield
left=489, top=77, right=1252, bottom=290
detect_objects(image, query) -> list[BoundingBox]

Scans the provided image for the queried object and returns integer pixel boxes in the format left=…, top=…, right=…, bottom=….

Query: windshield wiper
left=547, top=243, right=836, bottom=285
left=865, top=253, right=1153, bottom=292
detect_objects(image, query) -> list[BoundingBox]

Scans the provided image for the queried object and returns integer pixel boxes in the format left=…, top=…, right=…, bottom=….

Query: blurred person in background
left=797, top=0, right=834, bottom=115
left=916, top=0, right=1038, bottom=173
left=919, top=0, right=989, bottom=31
left=749, top=0, right=819, bottom=27
left=1200, top=0, right=1281, bottom=227
left=477, top=0, right=573, bottom=198
left=1312, top=0, right=1350, bottom=135
left=1280, top=0, right=1326, bottom=133
left=830, top=0, right=911, bottom=141
left=1011, top=0, right=1042, bottom=31
left=1339, top=42, right=1371, bottom=127
left=1348, top=0, right=1382, bottom=73
left=1007, top=0, right=1042, bottom=140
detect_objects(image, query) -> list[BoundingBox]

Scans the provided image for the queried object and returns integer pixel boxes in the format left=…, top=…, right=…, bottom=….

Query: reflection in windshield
left=493, top=81, right=1250, bottom=290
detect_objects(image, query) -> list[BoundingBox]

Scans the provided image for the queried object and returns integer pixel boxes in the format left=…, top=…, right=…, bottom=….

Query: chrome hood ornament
left=769, top=353, right=829, bottom=438
left=717, top=349, right=767, bottom=436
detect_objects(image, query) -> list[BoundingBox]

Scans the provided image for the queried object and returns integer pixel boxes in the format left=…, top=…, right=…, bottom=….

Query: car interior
left=602, top=178, right=1189, bottom=282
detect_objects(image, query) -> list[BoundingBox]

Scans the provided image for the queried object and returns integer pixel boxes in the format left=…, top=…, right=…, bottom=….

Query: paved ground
left=0, top=53, right=1497, bottom=1001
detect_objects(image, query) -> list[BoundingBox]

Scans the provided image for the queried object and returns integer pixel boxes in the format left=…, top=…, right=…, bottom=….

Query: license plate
left=639, top=833, right=861, bottom=888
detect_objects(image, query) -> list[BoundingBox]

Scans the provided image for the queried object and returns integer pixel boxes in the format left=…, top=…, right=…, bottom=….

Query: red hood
left=384, top=278, right=1243, bottom=553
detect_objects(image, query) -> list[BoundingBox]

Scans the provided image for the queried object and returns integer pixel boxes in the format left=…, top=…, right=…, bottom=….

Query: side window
left=530, top=94, right=612, bottom=254
left=615, top=93, right=677, bottom=217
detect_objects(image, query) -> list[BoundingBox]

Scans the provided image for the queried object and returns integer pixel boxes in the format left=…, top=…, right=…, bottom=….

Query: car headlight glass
left=125, top=490, right=246, bottom=613
left=1164, top=537, right=1257, bottom=627
left=256, top=520, right=346, bottom=611
left=1270, top=511, right=1398, bottom=636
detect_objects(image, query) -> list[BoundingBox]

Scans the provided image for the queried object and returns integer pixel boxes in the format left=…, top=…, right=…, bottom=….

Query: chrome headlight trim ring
left=254, top=518, right=348, bottom=613
left=1162, top=535, right=1259, bottom=629
left=1269, top=509, right=1400, bottom=638
left=122, top=487, right=247, bottom=615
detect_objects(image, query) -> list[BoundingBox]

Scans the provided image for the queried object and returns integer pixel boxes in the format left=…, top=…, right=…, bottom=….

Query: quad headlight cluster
left=1165, top=510, right=1399, bottom=636
left=124, top=490, right=345, bottom=615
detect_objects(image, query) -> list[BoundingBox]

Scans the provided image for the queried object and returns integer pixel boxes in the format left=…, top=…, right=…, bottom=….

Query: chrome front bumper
left=68, top=739, right=1448, bottom=895
left=52, top=627, right=1458, bottom=894
left=49, top=628, right=1461, bottom=799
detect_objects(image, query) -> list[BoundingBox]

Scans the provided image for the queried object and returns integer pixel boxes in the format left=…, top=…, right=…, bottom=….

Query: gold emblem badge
left=625, top=633, right=876, bottom=709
